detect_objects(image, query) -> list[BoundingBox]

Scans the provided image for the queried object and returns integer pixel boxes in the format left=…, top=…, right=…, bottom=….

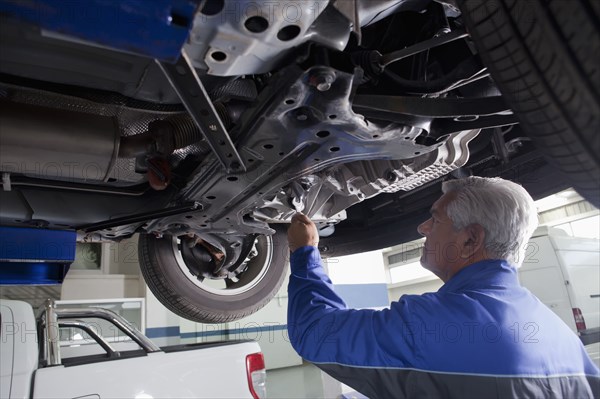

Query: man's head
left=417, top=177, right=539, bottom=281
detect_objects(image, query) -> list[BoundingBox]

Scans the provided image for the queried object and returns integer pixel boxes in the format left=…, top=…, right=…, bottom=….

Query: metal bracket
left=380, top=30, right=469, bottom=67
left=78, top=202, right=202, bottom=232
left=429, top=115, right=519, bottom=138
left=157, top=50, right=246, bottom=173
left=353, top=95, right=511, bottom=117
left=333, top=0, right=361, bottom=44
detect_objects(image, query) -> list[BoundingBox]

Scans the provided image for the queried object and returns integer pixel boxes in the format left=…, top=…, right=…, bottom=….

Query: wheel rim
left=172, top=235, right=274, bottom=296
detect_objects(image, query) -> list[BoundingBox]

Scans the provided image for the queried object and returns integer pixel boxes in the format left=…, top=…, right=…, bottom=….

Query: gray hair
left=442, top=177, right=539, bottom=266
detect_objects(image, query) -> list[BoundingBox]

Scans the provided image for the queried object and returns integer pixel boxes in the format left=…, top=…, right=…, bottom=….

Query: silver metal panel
left=0, top=102, right=119, bottom=182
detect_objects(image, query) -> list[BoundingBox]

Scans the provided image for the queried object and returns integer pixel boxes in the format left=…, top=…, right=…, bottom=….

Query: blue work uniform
left=287, top=246, right=600, bottom=398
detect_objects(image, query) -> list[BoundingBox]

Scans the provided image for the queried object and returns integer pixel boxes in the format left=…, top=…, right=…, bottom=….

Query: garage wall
left=327, top=250, right=390, bottom=310
left=61, top=274, right=142, bottom=299
left=388, top=279, right=443, bottom=301
left=61, top=237, right=144, bottom=300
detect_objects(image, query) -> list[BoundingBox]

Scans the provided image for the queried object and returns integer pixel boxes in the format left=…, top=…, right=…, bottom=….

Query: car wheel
left=459, top=0, right=600, bottom=206
left=138, top=229, right=288, bottom=323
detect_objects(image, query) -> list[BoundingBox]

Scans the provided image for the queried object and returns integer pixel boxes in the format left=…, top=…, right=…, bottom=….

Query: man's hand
left=287, top=213, right=319, bottom=253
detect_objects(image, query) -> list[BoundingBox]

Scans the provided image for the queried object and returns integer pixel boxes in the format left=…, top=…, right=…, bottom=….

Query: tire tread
left=138, top=232, right=288, bottom=324
left=459, top=0, right=600, bottom=206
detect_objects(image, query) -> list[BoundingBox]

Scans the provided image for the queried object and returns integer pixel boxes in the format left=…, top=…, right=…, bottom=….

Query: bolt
left=435, top=27, right=452, bottom=37
left=316, top=79, right=332, bottom=91
left=385, top=170, right=399, bottom=183
left=309, top=70, right=336, bottom=92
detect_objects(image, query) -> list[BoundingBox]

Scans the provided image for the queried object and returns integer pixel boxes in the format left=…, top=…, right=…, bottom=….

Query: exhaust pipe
left=0, top=101, right=120, bottom=182
left=0, top=101, right=203, bottom=183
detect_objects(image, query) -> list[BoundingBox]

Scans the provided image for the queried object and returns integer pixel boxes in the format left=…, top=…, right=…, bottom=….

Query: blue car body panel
left=0, top=226, right=76, bottom=284
left=0, top=0, right=200, bottom=61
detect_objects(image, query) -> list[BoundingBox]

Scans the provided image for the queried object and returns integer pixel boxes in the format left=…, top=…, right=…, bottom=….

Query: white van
left=519, top=226, right=600, bottom=366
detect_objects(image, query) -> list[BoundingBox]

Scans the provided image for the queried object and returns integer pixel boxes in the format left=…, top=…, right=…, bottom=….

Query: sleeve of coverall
left=287, top=246, right=421, bottom=370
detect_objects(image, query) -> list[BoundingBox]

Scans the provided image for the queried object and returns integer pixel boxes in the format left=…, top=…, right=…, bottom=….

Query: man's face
left=417, top=192, right=465, bottom=281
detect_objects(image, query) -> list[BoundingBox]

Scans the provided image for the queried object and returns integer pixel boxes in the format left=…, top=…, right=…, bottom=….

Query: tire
left=458, top=0, right=600, bottom=207
left=138, top=229, right=289, bottom=323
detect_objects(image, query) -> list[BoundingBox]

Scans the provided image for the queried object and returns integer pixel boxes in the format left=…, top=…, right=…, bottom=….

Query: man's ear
left=460, top=224, right=486, bottom=259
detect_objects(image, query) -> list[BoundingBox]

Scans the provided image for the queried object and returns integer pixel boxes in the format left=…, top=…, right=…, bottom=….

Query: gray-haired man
left=287, top=177, right=599, bottom=398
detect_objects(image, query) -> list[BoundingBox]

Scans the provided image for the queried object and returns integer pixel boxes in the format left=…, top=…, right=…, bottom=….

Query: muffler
left=0, top=101, right=120, bottom=182
left=0, top=101, right=204, bottom=183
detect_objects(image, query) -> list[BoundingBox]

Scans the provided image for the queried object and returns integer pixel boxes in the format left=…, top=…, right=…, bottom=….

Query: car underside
left=0, top=0, right=597, bottom=322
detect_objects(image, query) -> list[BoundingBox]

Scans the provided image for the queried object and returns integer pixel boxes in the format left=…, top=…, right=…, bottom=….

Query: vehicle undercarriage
left=0, top=0, right=597, bottom=322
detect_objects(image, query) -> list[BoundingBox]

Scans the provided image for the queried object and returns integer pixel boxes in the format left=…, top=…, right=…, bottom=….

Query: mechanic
left=286, top=176, right=600, bottom=398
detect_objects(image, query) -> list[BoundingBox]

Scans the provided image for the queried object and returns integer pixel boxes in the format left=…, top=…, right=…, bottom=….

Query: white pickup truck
left=0, top=299, right=266, bottom=398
